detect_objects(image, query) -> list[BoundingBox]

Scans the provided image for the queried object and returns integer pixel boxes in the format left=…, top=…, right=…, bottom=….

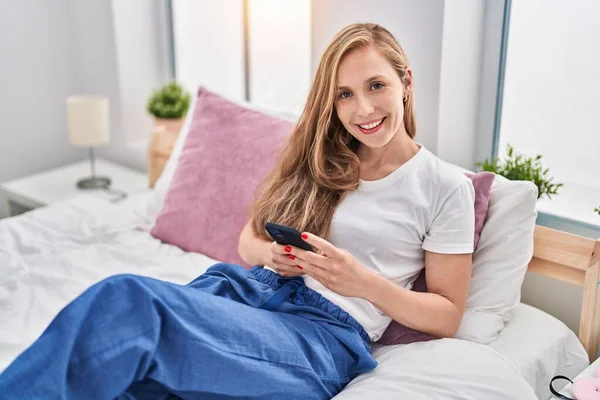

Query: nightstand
left=550, top=357, right=600, bottom=399
left=0, top=158, right=148, bottom=218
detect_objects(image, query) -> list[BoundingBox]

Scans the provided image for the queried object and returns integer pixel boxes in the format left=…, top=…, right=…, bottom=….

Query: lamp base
left=77, top=176, right=111, bottom=189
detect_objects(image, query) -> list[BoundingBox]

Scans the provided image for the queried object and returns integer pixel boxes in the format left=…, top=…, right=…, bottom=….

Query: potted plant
left=476, top=144, right=563, bottom=200
left=146, top=81, right=191, bottom=135
left=146, top=81, right=191, bottom=188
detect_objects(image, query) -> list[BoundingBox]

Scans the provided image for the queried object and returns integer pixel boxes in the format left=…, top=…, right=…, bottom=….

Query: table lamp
left=66, top=95, right=111, bottom=189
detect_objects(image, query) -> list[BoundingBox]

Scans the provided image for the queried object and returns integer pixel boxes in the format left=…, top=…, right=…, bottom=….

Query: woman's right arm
left=238, top=219, right=305, bottom=277
left=238, top=219, right=272, bottom=266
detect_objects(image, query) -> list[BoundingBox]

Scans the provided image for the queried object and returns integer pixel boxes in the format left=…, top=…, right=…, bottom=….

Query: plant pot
left=154, top=117, right=185, bottom=136
left=147, top=117, right=185, bottom=188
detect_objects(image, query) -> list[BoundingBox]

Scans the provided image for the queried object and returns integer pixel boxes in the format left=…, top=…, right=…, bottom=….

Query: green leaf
left=146, top=81, right=191, bottom=119
left=476, top=144, right=563, bottom=200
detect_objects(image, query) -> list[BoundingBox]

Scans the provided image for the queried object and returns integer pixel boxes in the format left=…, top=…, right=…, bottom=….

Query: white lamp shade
left=67, top=95, right=110, bottom=147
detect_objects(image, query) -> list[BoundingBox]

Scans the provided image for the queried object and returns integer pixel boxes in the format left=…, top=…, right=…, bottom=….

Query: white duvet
left=0, top=196, right=540, bottom=399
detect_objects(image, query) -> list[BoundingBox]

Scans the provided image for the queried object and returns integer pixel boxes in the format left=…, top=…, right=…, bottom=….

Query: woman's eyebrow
left=337, top=75, right=386, bottom=91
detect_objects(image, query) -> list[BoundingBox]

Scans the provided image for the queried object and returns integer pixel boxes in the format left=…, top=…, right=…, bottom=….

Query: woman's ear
left=403, top=69, right=413, bottom=94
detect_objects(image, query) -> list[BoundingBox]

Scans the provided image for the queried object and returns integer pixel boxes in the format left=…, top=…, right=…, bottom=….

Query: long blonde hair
left=251, top=23, right=416, bottom=240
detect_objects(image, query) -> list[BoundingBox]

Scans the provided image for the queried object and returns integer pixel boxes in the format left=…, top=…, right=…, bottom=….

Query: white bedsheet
left=490, top=303, right=588, bottom=399
left=0, top=195, right=573, bottom=399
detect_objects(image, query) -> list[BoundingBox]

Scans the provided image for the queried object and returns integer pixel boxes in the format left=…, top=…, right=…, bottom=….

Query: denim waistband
left=250, top=266, right=370, bottom=345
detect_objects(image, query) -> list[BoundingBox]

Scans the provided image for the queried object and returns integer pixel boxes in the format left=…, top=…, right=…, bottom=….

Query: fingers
left=271, top=242, right=326, bottom=268
left=269, top=240, right=330, bottom=272
left=295, top=249, right=328, bottom=270
left=270, top=242, right=294, bottom=256
left=294, top=258, right=325, bottom=282
left=300, top=232, right=338, bottom=255
left=269, top=251, right=304, bottom=277
left=271, top=252, right=300, bottom=267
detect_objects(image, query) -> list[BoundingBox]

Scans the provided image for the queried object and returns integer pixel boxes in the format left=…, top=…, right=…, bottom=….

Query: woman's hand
left=266, top=241, right=306, bottom=278
left=285, top=232, right=376, bottom=298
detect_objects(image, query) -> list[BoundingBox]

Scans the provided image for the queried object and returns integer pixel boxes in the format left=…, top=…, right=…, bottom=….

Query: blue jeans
left=0, top=263, right=377, bottom=399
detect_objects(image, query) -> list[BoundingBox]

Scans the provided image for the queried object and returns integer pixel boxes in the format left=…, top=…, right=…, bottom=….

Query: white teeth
left=359, top=119, right=383, bottom=130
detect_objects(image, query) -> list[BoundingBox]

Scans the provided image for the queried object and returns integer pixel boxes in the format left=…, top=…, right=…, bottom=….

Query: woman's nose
left=356, top=96, right=374, bottom=118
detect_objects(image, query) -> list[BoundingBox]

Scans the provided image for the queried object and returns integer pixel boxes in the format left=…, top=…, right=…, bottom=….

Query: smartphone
left=265, top=222, right=314, bottom=252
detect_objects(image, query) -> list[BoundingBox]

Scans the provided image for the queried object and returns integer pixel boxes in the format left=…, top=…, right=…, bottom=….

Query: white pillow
left=145, top=87, right=299, bottom=223
left=455, top=175, right=538, bottom=343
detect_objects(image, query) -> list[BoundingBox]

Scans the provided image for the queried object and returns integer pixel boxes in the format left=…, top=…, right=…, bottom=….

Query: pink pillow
left=150, top=87, right=294, bottom=266
left=377, top=171, right=496, bottom=345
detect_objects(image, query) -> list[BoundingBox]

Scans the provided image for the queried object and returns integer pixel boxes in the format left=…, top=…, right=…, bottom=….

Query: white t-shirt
left=303, top=145, right=475, bottom=341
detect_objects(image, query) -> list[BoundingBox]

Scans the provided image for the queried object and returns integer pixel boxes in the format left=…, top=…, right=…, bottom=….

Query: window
left=171, top=0, right=311, bottom=116
left=497, top=0, right=600, bottom=229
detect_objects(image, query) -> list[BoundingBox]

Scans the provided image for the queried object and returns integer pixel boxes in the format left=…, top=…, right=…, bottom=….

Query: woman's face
left=334, top=45, right=410, bottom=149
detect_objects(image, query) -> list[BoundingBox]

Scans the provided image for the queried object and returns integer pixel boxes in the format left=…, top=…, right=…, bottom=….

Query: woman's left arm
left=292, top=235, right=471, bottom=339
left=363, top=251, right=471, bottom=338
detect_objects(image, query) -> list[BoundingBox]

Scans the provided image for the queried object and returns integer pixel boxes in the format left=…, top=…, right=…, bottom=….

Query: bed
left=0, top=189, right=596, bottom=400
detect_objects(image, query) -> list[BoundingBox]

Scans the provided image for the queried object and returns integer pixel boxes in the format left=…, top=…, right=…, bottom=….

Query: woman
left=0, top=23, right=474, bottom=399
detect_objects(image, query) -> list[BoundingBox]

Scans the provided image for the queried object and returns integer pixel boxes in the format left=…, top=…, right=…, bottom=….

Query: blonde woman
left=0, top=23, right=474, bottom=400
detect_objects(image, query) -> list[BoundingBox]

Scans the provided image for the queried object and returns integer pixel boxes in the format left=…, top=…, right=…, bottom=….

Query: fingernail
left=284, top=246, right=291, bottom=252
left=288, top=255, right=295, bottom=260
left=301, top=234, right=308, bottom=239
left=297, top=265, right=303, bottom=269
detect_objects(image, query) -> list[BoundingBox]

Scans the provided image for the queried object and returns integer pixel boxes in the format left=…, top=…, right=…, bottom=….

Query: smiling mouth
left=356, top=117, right=386, bottom=135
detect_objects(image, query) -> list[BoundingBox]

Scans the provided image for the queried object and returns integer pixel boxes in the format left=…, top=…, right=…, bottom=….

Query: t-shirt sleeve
left=421, top=180, right=475, bottom=254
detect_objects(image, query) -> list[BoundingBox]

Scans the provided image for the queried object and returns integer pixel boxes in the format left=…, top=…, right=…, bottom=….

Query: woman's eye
left=371, top=82, right=384, bottom=90
left=339, top=91, right=352, bottom=99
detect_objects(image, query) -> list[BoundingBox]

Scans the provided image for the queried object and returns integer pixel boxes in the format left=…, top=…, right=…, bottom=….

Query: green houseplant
left=476, top=144, right=563, bottom=200
left=146, top=81, right=191, bottom=135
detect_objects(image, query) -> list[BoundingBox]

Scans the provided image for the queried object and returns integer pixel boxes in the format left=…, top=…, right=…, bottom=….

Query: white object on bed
left=0, top=196, right=216, bottom=373
left=490, top=303, right=589, bottom=399
left=333, top=339, right=538, bottom=400
left=332, top=302, right=589, bottom=400
left=455, top=175, right=539, bottom=344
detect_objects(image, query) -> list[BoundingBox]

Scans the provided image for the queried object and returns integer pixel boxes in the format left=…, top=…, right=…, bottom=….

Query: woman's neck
left=357, top=131, right=420, bottom=179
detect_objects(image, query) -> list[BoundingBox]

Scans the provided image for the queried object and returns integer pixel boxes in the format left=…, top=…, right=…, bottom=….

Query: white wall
left=436, top=0, right=485, bottom=169
left=0, top=0, right=168, bottom=219
left=0, top=0, right=82, bottom=218
left=69, top=0, right=164, bottom=172
left=499, top=0, right=600, bottom=188
left=311, top=0, right=445, bottom=153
